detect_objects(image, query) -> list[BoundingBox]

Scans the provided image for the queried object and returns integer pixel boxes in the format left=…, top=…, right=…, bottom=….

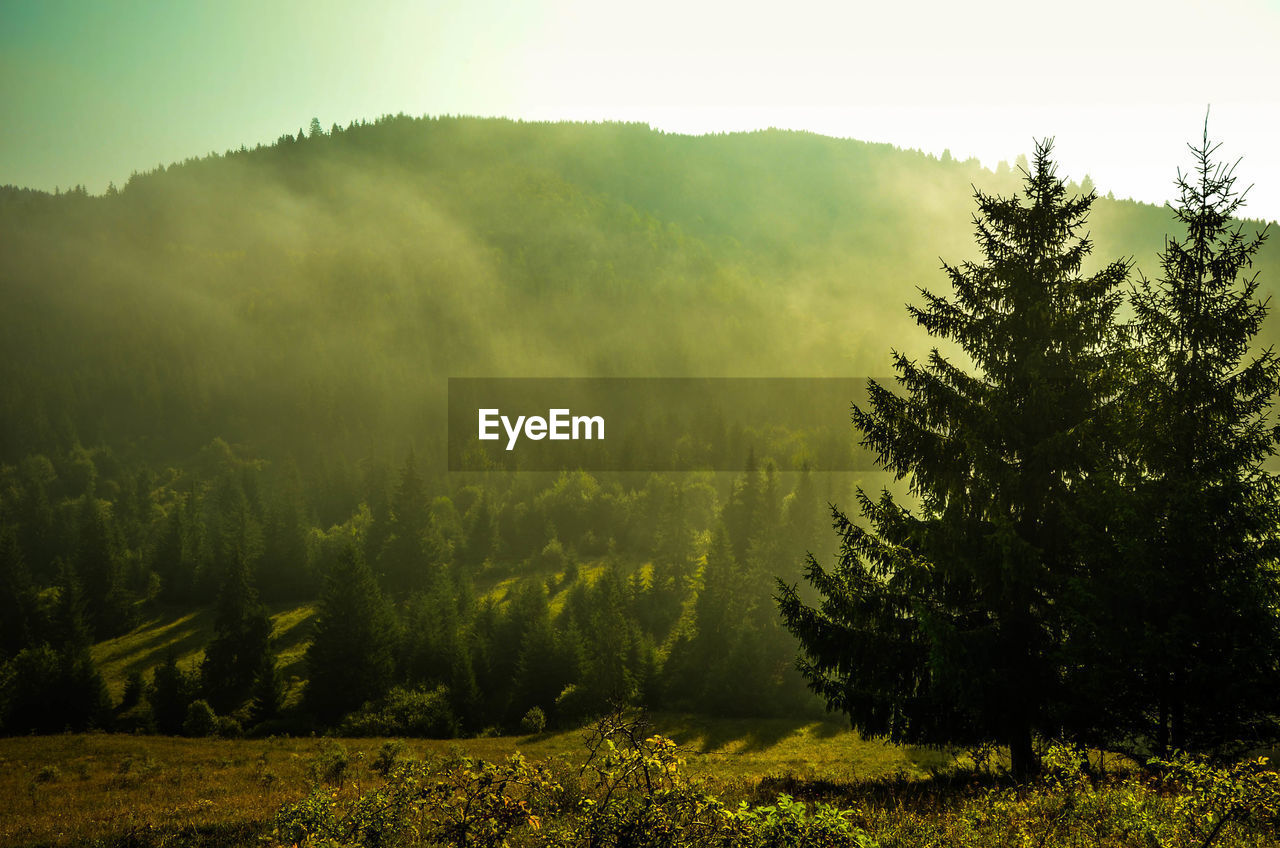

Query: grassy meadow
left=0, top=716, right=945, bottom=847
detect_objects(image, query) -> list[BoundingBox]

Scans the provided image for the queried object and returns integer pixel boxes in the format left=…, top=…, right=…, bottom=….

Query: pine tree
left=1124, top=125, right=1280, bottom=753
left=777, top=140, right=1130, bottom=778
left=580, top=567, right=638, bottom=712
left=259, top=489, right=312, bottom=602
left=248, top=655, right=286, bottom=726
left=152, top=499, right=192, bottom=602
left=0, top=526, right=39, bottom=659
left=511, top=608, right=571, bottom=724
left=305, top=543, right=398, bottom=723
left=379, top=450, right=439, bottom=595
left=149, top=649, right=200, bottom=734
left=201, top=546, right=272, bottom=713
left=1, top=559, right=112, bottom=733
left=722, top=449, right=761, bottom=562
left=50, top=561, right=92, bottom=651
left=75, top=493, right=129, bottom=638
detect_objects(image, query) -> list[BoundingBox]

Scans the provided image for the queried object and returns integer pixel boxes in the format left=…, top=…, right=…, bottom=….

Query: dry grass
left=0, top=714, right=947, bottom=847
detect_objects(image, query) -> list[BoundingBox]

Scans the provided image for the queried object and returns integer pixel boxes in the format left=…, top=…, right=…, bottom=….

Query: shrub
left=263, top=714, right=1280, bottom=848
left=730, top=794, right=877, bottom=848
left=339, top=685, right=459, bottom=738
left=554, top=684, right=591, bottom=726
left=181, top=699, right=218, bottom=737
left=371, top=739, right=407, bottom=777
left=215, top=714, right=242, bottom=738
left=307, top=740, right=349, bottom=788
left=521, top=706, right=547, bottom=735
left=538, top=538, right=568, bottom=573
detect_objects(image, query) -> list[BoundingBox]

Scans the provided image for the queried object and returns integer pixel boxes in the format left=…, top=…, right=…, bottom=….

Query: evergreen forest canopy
left=1, top=116, right=1279, bottom=765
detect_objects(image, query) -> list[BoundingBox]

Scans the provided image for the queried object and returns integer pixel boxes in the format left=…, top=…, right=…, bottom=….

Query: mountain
left=2, top=115, right=1277, bottom=473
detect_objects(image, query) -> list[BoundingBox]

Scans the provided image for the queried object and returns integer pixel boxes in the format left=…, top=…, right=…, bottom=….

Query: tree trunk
left=1171, top=669, right=1185, bottom=751
left=1157, top=671, right=1170, bottom=757
left=1009, top=723, right=1039, bottom=781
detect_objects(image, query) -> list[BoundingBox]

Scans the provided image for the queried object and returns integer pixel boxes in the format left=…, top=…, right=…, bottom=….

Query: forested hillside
left=2, top=115, right=1277, bottom=739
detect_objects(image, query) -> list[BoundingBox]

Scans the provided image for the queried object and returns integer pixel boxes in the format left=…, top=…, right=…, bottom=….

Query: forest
left=3, top=114, right=1280, bottom=846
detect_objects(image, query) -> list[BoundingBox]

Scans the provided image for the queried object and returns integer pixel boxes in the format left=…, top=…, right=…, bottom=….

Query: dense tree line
left=0, top=434, right=831, bottom=734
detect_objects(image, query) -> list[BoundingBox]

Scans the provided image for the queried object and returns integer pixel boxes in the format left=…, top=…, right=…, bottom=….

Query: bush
left=307, top=740, right=349, bottom=788
left=215, top=714, right=242, bottom=738
left=182, top=699, right=218, bottom=737
left=520, top=706, right=547, bottom=735
left=371, top=740, right=407, bottom=776
left=538, top=538, right=569, bottom=573
left=339, top=686, right=459, bottom=738
left=554, top=684, right=591, bottom=727
left=730, top=794, right=877, bottom=847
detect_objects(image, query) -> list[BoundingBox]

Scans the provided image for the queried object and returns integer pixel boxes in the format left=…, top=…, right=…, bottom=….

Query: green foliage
left=338, top=685, right=459, bottom=738
left=1113, top=127, right=1280, bottom=754
left=248, top=656, right=286, bottom=726
left=147, top=650, right=200, bottom=735
left=0, top=642, right=111, bottom=733
left=6, top=717, right=1280, bottom=847
left=201, top=546, right=272, bottom=713
left=522, top=705, right=548, bottom=735
left=305, top=543, right=398, bottom=723
left=778, top=141, right=1135, bottom=777
left=0, top=527, right=39, bottom=660
left=371, top=739, right=408, bottom=777
left=307, top=740, right=350, bottom=788
left=729, top=794, right=877, bottom=848
left=3, top=116, right=1280, bottom=762
left=1150, top=753, right=1280, bottom=845
left=181, top=698, right=218, bottom=737
left=119, top=669, right=144, bottom=710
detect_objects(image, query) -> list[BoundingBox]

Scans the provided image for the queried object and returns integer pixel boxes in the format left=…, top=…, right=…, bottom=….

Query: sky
left=2, top=0, right=1279, bottom=221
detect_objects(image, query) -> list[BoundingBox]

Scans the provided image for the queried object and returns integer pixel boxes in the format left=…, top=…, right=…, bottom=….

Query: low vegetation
left=2, top=712, right=1278, bottom=847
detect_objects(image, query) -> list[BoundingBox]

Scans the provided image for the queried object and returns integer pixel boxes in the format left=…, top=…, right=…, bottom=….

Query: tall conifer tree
left=305, top=543, right=398, bottom=722
left=778, top=141, right=1129, bottom=777
left=201, top=546, right=272, bottom=713
left=1125, top=125, right=1280, bottom=753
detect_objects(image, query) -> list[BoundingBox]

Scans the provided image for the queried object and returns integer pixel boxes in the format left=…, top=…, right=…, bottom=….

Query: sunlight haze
left=2, top=0, right=1278, bottom=220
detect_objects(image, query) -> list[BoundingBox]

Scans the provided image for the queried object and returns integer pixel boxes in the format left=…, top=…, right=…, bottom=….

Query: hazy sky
left=3, top=0, right=1278, bottom=221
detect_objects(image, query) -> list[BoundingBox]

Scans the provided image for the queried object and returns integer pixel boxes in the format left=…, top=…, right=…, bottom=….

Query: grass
left=52, top=598, right=955, bottom=845
left=89, top=558, right=635, bottom=705
left=0, top=714, right=948, bottom=847
left=90, top=603, right=316, bottom=701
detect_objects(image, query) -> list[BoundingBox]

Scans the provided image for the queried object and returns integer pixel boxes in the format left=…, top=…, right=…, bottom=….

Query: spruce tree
left=201, top=546, right=272, bottom=713
left=777, top=141, right=1130, bottom=777
left=379, top=450, right=440, bottom=595
left=149, top=649, right=200, bottom=734
left=248, top=655, right=286, bottom=726
left=305, top=543, right=398, bottom=723
left=688, top=524, right=743, bottom=710
left=2, top=561, right=112, bottom=733
left=1124, top=126, right=1280, bottom=753
left=0, top=526, right=39, bottom=660
left=75, top=493, right=129, bottom=638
